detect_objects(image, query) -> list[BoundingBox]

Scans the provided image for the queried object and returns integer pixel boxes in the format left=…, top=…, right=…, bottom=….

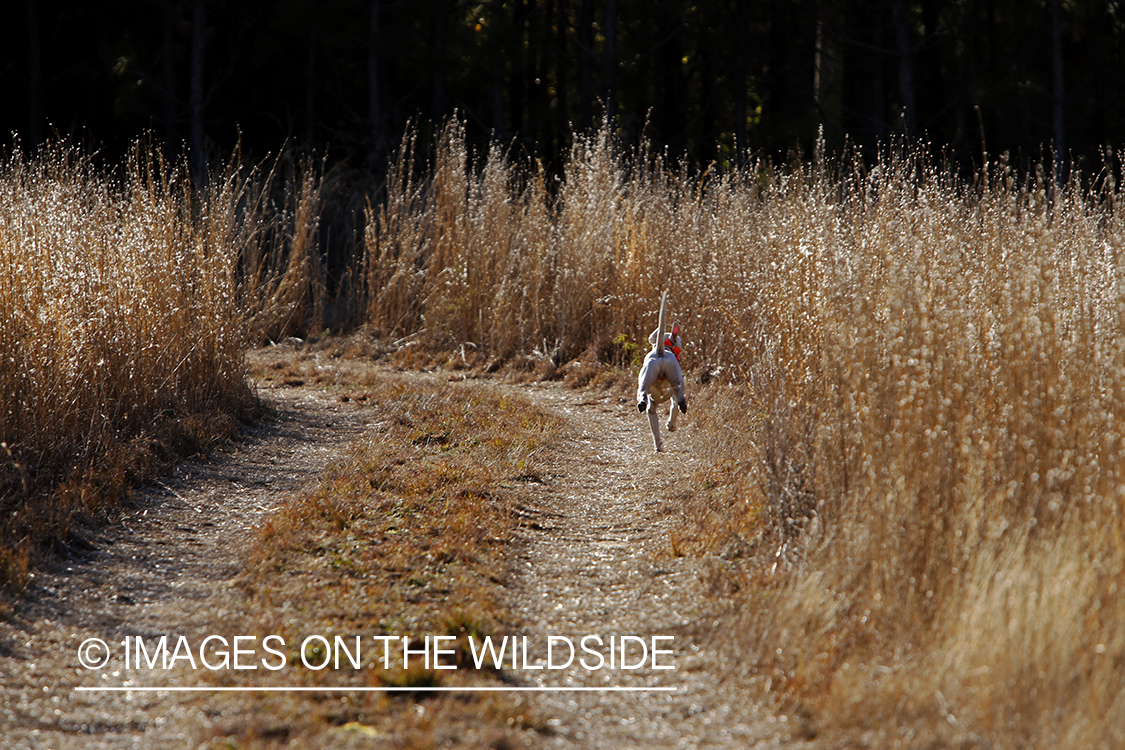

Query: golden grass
left=241, top=154, right=328, bottom=345
left=210, top=373, right=563, bottom=747
left=363, top=123, right=1125, bottom=746
left=0, top=142, right=325, bottom=596
left=0, top=143, right=253, bottom=588
left=738, top=157, right=1125, bottom=747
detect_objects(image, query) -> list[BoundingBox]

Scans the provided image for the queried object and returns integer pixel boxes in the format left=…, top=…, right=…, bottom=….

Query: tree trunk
left=578, top=0, right=595, bottom=131
left=529, top=0, right=550, bottom=150
left=919, top=0, right=944, bottom=143
left=27, top=0, right=42, bottom=150
left=430, top=0, right=447, bottom=122
left=699, top=31, right=715, bottom=166
left=765, top=0, right=809, bottom=148
left=490, top=0, right=505, bottom=139
left=814, top=0, right=843, bottom=141
left=552, top=0, right=568, bottom=167
left=871, top=8, right=887, bottom=141
left=190, top=0, right=206, bottom=185
left=603, top=0, right=617, bottom=126
left=893, top=0, right=916, bottom=139
left=733, top=0, right=748, bottom=165
left=306, top=27, right=316, bottom=151
left=510, top=0, right=531, bottom=136
left=368, top=0, right=383, bottom=168
left=658, top=3, right=685, bottom=159
left=163, top=0, right=179, bottom=159
left=1051, top=0, right=1066, bottom=182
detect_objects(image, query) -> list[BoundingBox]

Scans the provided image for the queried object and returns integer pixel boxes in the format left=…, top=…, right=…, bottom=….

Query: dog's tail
left=656, top=290, right=668, bottom=358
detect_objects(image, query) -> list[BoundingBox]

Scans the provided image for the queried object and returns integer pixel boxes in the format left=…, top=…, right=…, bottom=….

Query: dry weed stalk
left=241, top=153, right=327, bottom=343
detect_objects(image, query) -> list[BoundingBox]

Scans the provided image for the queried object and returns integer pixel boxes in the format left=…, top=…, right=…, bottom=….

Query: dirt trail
left=0, top=386, right=375, bottom=749
left=508, top=383, right=783, bottom=749
left=0, top=370, right=792, bottom=749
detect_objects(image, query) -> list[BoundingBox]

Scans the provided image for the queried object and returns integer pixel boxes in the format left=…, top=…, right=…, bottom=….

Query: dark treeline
left=5, top=0, right=1125, bottom=178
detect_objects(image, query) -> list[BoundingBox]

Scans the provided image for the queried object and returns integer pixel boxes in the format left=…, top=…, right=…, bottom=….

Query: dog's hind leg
left=672, top=368, right=687, bottom=416
left=666, top=397, right=679, bottom=432
left=647, top=403, right=664, bottom=452
left=636, top=358, right=657, bottom=412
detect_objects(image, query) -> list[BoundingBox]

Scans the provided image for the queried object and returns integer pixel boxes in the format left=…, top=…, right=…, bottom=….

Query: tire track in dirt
left=507, top=382, right=790, bottom=749
left=0, top=386, right=373, bottom=750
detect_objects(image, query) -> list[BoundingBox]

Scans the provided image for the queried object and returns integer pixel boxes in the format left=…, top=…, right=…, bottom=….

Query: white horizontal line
left=76, top=685, right=677, bottom=693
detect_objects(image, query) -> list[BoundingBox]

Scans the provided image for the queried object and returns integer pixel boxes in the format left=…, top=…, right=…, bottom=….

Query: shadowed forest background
left=6, top=0, right=1125, bottom=178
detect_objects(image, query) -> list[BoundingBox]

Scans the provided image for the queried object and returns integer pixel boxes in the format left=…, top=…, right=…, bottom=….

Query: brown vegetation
left=9, top=116, right=1125, bottom=745
left=362, top=123, right=1125, bottom=746
left=0, top=144, right=324, bottom=597
left=213, top=368, right=563, bottom=747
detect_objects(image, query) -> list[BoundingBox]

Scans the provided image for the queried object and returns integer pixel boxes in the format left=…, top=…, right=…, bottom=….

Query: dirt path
left=0, top=369, right=793, bottom=749
left=508, top=383, right=785, bottom=749
left=0, top=386, right=375, bottom=749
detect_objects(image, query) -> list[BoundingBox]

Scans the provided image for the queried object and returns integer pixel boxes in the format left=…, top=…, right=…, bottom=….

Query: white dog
left=636, top=291, right=687, bottom=452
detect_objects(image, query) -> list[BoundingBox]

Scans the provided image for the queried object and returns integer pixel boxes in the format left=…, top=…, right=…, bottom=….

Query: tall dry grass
left=241, top=153, right=328, bottom=344
left=742, top=155, right=1125, bottom=746
left=0, top=141, right=326, bottom=591
left=364, top=120, right=717, bottom=361
left=363, top=121, right=1125, bottom=745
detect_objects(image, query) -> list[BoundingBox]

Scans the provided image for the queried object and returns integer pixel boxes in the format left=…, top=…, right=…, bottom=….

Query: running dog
left=636, top=291, right=687, bottom=452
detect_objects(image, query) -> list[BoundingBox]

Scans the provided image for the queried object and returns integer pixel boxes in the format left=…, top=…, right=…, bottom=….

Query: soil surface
left=0, top=385, right=374, bottom=749
left=505, top=381, right=790, bottom=749
left=0, top=363, right=799, bottom=749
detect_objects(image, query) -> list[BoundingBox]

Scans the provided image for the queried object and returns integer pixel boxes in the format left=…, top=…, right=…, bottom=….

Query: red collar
left=665, top=339, right=682, bottom=362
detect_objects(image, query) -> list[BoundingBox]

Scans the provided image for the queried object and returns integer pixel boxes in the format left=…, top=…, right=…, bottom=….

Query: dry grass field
left=0, top=144, right=250, bottom=594
left=5, top=120, right=1125, bottom=747
left=363, top=122, right=1125, bottom=747
left=0, top=143, right=327, bottom=599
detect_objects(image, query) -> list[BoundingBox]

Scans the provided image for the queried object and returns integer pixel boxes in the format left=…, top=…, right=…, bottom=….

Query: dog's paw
left=638, top=399, right=647, bottom=413
left=678, top=399, right=688, bottom=414
left=667, top=422, right=676, bottom=432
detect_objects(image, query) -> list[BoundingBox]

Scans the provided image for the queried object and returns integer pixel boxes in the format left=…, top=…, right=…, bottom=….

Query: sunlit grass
left=364, top=122, right=1125, bottom=746
left=0, top=142, right=325, bottom=596
left=7, top=115, right=1125, bottom=744
left=0, top=143, right=252, bottom=591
